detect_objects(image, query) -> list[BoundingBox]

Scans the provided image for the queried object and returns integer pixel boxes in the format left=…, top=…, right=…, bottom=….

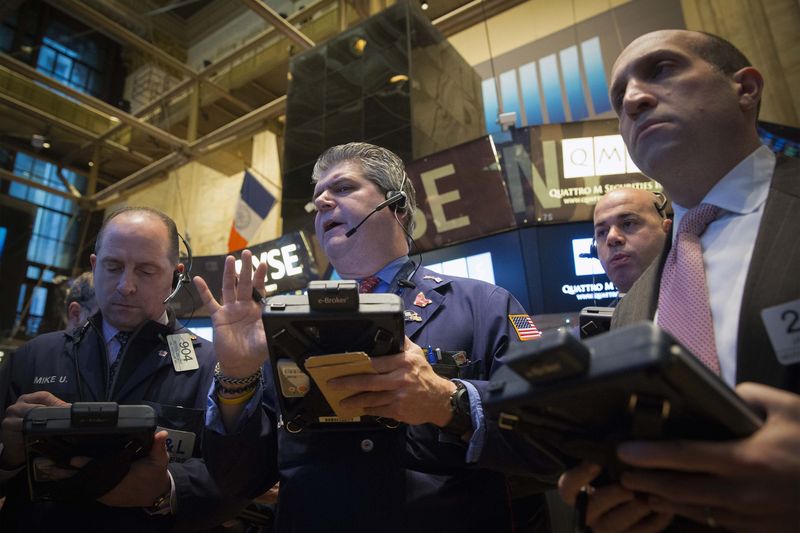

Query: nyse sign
left=169, top=231, right=316, bottom=317
left=406, top=137, right=516, bottom=252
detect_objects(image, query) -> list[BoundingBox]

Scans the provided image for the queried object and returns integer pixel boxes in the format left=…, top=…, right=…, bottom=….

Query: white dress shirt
left=667, top=145, right=776, bottom=386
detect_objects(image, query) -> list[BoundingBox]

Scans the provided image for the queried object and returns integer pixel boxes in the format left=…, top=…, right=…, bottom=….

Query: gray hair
left=312, top=142, right=417, bottom=235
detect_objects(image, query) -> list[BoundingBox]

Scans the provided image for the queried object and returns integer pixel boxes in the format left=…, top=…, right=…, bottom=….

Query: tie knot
left=678, top=203, right=723, bottom=237
left=358, top=276, right=381, bottom=294
left=115, top=331, right=131, bottom=347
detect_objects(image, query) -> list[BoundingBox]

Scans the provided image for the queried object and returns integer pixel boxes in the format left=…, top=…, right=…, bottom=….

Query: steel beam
left=0, top=55, right=186, bottom=149
left=0, top=92, right=154, bottom=166
left=240, top=0, right=315, bottom=51
left=47, top=0, right=252, bottom=113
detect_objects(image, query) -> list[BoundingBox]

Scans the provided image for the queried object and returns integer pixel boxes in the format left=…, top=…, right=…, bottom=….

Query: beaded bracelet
left=214, top=362, right=262, bottom=386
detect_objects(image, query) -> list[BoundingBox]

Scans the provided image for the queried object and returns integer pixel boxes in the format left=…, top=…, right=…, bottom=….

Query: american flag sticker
left=509, top=314, right=541, bottom=341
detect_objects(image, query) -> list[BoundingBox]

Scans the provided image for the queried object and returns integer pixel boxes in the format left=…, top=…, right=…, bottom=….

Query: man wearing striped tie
left=197, top=143, right=561, bottom=532
left=0, top=207, right=242, bottom=531
left=559, top=30, right=800, bottom=531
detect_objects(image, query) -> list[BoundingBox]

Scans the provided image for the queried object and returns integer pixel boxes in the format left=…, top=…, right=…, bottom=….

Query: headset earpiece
left=385, top=190, right=407, bottom=211
left=589, top=241, right=598, bottom=259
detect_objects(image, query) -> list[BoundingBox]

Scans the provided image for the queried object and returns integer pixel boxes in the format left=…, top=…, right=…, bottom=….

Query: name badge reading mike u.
left=167, top=333, right=199, bottom=372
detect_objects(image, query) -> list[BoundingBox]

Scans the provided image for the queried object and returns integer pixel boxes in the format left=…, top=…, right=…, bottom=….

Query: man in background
left=559, top=30, right=800, bottom=531
left=64, top=271, right=97, bottom=332
left=592, top=188, right=671, bottom=295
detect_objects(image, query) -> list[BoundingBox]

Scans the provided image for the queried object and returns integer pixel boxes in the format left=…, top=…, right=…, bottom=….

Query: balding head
left=593, top=188, right=671, bottom=293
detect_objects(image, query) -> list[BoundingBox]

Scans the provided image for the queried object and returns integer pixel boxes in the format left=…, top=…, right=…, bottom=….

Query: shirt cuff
left=143, top=469, right=175, bottom=515
left=205, top=380, right=263, bottom=435
left=454, top=379, right=486, bottom=463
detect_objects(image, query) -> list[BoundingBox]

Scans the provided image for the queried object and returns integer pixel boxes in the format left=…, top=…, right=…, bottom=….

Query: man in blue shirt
left=195, top=142, right=560, bottom=532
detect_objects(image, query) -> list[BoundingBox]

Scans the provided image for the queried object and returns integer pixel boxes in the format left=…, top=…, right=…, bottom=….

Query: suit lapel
left=736, top=156, right=800, bottom=386
left=74, top=326, right=107, bottom=401
left=612, top=234, right=670, bottom=328
left=402, top=275, right=449, bottom=340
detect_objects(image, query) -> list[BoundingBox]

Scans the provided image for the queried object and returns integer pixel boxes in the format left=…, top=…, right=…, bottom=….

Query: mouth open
left=323, top=220, right=343, bottom=233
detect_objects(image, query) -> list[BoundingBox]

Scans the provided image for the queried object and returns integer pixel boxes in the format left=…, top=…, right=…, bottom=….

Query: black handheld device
left=578, top=306, right=614, bottom=339
left=485, top=322, right=763, bottom=476
left=263, top=280, right=404, bottom=433
left=23, top=402, right=156, bottom=502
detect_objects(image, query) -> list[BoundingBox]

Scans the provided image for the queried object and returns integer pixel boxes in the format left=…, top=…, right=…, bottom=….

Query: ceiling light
left=389, top=74, right=409, bottom=84
left=88, top=161, right=94, bottom=167
left=420, top=1, right=429, bottom=10
left=109, top=115, right=120, bottom=123
left=352, top=38, right=367, bottom=55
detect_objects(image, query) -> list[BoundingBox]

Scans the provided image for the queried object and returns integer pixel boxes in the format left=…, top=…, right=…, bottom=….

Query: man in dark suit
left=195, top=143, right=560, bottom=532
left=559, top=30, right=800, bottom=531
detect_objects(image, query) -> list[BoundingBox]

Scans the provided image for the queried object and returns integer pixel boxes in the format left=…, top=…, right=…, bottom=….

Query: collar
left=368, top=255, right=409, bottom=286
left=101, top=309, right=169, bottom=343
left=672, top=145, right=775, bottom=230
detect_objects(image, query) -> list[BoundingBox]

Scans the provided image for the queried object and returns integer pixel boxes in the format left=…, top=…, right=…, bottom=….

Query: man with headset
left=195, top=142, right=561, bottom=532
left=0, top=207, right=241, bottom=531
left=592, top=188, right=671, bottom=295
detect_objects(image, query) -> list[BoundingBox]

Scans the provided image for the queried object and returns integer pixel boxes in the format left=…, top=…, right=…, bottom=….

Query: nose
left=621, top=79, right=656, bottom=118
left=606, top=225, right=625, bottom=247
left=314, top=189, right=334, bottom=212
left=116, top=269, right=136, bottom=295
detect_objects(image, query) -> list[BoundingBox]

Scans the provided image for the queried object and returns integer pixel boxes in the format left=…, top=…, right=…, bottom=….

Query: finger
left=18, top=390, right=70, bottom=407
left=621, top=469, right=731, bottom=508
left=737, top=382, right=799, bottom=416
left=586, top=495, right=652, bottom=532
left=618, top=439, right=737, bottom=475
left=151, top=430, right=170, bottom=464
left=252, top=258, right=268, bottom=298
left=68, top=455, right=92, bottom=469
left=558, top=462, right=602, bottom=505
left=192, top=275, right=221, bottom=314
left=221, top=255, right=238, bottom=304
left=33, top=457, right=81, bottom=481
left=329, top=371, right=398, bottom=392
left=236, top=250, right=254, bottom=302
left=341, top=391, right=394, bottom=410
left=647, top=497, right=753, bottom=531
left=368, top=353, right=407, bottom=374
left=625, top=510, right=675, bottom=533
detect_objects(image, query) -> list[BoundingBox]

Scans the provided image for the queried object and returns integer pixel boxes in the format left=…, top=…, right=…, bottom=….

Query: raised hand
left=193, top=249, right=268, bottom=378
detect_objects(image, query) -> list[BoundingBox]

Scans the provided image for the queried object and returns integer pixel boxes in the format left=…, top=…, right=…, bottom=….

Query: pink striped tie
left=658, top=203, right=723, bottom=373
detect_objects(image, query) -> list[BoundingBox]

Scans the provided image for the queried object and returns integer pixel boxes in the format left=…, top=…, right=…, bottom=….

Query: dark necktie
left=658, top=203, right=723, bottom=373
left=109, top=331, right=131, bottom=384
left=358, top=276, right=381, bottom=294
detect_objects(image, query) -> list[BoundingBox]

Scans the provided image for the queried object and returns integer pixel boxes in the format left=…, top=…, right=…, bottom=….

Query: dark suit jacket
left=204, top=267, right=561, bottom=533
left=612, top=155, right=800, bottom=391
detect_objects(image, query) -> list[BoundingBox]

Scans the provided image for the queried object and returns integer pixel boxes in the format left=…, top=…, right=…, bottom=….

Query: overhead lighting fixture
left=88, top=161, right=95, bottom=167
left=352, top=37, right=367, bottom=55
left=420, top=1, right=429, bottom=10
left=42, top=142, right=51, bottom=149
left=109, top=115, right=120, bottom=123
left=31, top=134, right=48, bottom=150
left=389, top=74, right=409, bottom=84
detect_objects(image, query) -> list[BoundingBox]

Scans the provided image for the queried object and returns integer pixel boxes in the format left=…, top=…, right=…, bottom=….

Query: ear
left=732, top=67, right=763, bottom=115
left=176, top=263, right=185, bottom=275
left=662, top=218, right=673, bottom=234
left=90, top=253, right=97, bottom=271
left=67, top=301, right=82, bottom=324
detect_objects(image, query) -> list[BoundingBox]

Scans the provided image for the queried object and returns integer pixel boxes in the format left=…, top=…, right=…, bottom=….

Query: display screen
left=521, top=222, right=617, bottom=314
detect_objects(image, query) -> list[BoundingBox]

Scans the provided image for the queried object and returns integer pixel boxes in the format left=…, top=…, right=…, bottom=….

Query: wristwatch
left=441, top=380, right=472, bottom=436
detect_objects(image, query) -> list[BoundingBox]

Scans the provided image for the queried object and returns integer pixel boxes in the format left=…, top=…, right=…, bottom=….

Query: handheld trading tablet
left=485, top=322, right=763, bottom=476
left=263, top=280, right=404, bottom=433
left=23, top=402, right=156, bottom=501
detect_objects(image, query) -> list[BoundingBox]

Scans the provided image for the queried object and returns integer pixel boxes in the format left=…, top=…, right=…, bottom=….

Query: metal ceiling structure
left=0, top=0, right=527, bottom=210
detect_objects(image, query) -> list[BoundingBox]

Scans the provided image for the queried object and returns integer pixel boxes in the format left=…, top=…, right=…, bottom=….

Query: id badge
left=157, top=426, right=196, bottom=462
left=761, top=299, right=800, bottom=365
left=166, top=333, right=199, bottom=372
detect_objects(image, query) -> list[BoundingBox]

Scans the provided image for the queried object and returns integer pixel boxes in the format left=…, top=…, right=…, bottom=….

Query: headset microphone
left=345, top=191, right=406, bottom=238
